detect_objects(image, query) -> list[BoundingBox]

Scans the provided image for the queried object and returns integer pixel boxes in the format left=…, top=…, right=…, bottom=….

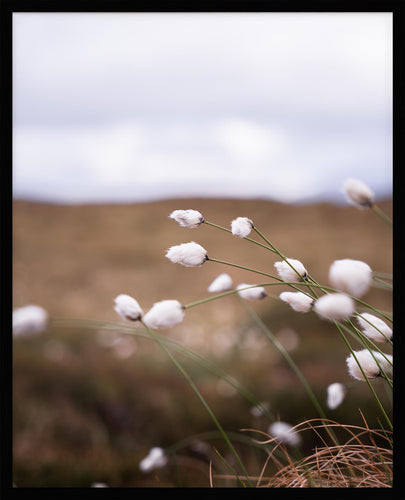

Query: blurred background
left=13, top=12, right=393, bottom=487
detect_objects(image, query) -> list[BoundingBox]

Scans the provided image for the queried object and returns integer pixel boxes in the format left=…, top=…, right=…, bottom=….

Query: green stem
left=371, top=204, right=392, bottom=227
left=207, top=256, right=280, bottom=281
left=237, top=297, right=339, bottom=446
left=186, top=284, right=277, bottom=309
left=140, top=320, right=253, bottom=487
left=51, top=316, right=275, bottom=421
left=372, top=277, right=393, bottom=291
left=204, top=220, right=276, bottom=253
left=373, top=272, right=392, bottom=280
left=253, top=226, right=319, bottom=299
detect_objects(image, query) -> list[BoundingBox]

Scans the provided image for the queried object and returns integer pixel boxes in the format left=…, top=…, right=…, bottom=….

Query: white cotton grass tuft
left=274, top=258, right=307, bottom=282
left=328, top=259, right=372, bottom=298
left=346, top=349, right=393, bottom=381
left=13, top=305, right=49, bottom=337
left=139, top=447, right=168, bottom=473
left=236, top=283, right=267, bottom=301
left=231, top=217, right=254, bottom=238
left=207, top=273, right=234, bottom=293
left=250, top=401, right=270, bottom=418
left=114, top=294, right=143, bottom=321
left=279, top=291, right=314, bottom=313
left=165, top=241, right=208, bottom=267
left=142, top=300, right=185, bottom=329
left=343, top=178, right=375, bottom=208
left=268, top=421, right=301, bottom=447
left=169, top=209, right=204, bottom=228
left=313, top=293, right=355, bottom=321
left=356, top=313, right=393, bottom=342
left=326, top=383, right=347, bottom=410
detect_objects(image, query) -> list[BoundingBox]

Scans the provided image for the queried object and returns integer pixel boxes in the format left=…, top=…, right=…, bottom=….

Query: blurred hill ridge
left=13, top=197, right=392, bottom=322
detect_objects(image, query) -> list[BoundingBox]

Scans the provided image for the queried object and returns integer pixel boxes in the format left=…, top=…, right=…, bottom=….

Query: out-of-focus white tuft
left=268, top=421, right=301, bottom=447
left=207, top=273, right=234, bottom=293
left=13, top=305, right=49, bottom=337
left=236, top=283, right=267, bottom=301
left=343, top=178, right=374, bottom=208
left=326, top=383, right=347, bottom=410
left=329, top=259, right=372, bottom=298
left=314, top=293, right=355, bottom=321
left=279, top=291, right=314, bottom=313
left=139, top=447, right=168, bottom=473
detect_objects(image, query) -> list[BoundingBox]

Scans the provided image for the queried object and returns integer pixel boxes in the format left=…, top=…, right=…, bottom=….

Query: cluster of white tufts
left=114, top=294, right=185, bottom=330
left=109, top=193, right=391, bottom=433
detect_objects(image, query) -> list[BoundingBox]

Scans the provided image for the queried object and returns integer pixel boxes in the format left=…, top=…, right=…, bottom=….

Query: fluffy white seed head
left=237, top=283, right=267, bottom=301
left=326, top=383, right=347, bottom=410
left=356, top=313, right=393, bottom=342
left=279, top=291, right=314, bottom=313
left=274, top=258, right=308, bottom=282
left=329, top=259, right=372, bottom=298
left=314, top=293, right=355, bottom=321
left=139, top=447, right=168, bottom=473
left=208, top=273, right=234, bottom=293
left=165, top=241, right=208, bottom=267
left=114, top=294, right=143, bottom=321
left=231, top=217, right=254, bottom=238
left=169, top=209, right=204, bottom=228
left=343, top=178, right=374, bottom=208
left=268, top=422, right=301, bottom=447
left=346, top=349, right=393, bottom=381
left=143, top=300, right=185, bottom=329
left=13, top=305, right=49, bottom=337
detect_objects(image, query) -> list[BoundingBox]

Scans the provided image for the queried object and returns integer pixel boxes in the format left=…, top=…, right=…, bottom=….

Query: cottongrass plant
left=15, top=177, right=392, bottom=488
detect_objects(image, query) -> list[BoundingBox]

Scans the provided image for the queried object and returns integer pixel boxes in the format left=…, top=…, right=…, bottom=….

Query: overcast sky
left=12, top=12, right=393, bottom=205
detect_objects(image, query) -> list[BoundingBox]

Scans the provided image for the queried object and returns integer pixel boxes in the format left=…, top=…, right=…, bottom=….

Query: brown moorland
left=12, top=198, right=393, bottom=487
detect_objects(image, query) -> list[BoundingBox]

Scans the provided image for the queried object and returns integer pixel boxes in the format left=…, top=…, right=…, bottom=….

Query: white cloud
left=215, top=119, right=286, bottom=165
left=12, top=12, right=392, bottom=204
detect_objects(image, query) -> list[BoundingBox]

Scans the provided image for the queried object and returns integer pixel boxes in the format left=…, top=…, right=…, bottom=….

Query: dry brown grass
left=212, top=418, right=393, bottom=488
